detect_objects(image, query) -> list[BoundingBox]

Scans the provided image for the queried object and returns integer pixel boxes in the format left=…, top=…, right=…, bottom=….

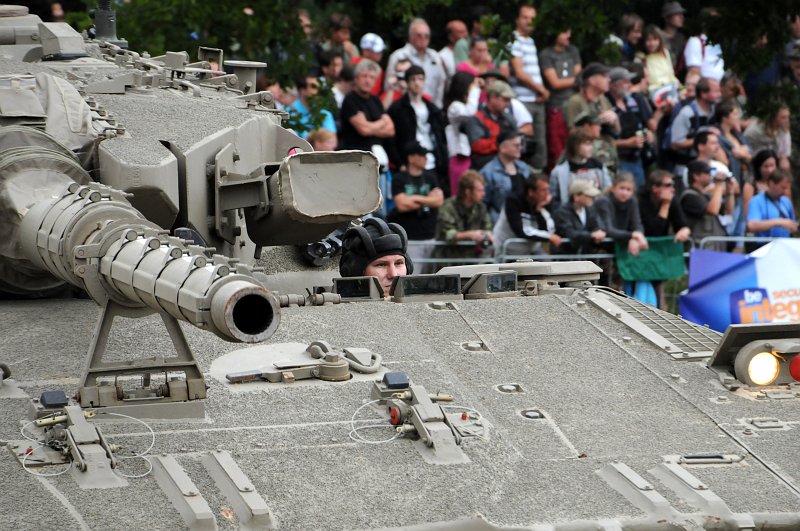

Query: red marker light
left=789, top=355, right=800, bottom=382
left=389, top=407, right=401, bottom=425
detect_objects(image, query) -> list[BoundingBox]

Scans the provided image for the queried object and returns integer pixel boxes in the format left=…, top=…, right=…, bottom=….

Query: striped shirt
left=510, top=31, right=542, bottom=103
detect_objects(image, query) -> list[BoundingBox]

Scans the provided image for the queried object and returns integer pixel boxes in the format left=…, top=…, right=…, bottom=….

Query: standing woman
left=444, top=71, right=481, bottom=196
left=715, top=99, right=752, bottom=186
left=456, top=37, right=495, bottom=77
left=744, top=104, right=792, bottom=172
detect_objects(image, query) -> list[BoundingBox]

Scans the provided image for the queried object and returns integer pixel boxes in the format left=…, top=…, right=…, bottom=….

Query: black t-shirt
left=568, top=158, right=603, bottom=173
left=339, top=92, right=386, bottom=151
left=388, top=170, right=440, bottom=240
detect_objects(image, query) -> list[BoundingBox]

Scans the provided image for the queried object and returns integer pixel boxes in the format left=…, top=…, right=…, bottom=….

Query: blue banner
left=679, top=240, right=800, bottom=332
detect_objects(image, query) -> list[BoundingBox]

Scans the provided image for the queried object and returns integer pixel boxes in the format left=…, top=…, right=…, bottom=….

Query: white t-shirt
left=684, top=34, right=724, bottom=81
left=411, top=98, right=436, bottom=170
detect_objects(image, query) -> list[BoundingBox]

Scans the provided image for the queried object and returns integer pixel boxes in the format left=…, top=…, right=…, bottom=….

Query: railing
left=408, top=237, right=697, bottom=268
left=698, top=235, right=785, bottom=250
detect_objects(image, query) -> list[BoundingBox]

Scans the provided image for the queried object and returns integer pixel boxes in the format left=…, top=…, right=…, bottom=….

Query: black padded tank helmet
left=339, top=218, right=414, bottom=277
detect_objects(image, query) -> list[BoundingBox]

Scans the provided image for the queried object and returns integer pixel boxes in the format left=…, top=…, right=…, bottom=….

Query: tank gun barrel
left=19, top=182, right=279, bottom=343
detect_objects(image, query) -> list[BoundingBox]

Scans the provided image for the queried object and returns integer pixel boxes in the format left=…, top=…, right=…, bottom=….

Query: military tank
left=2, top=4, right=800, bottom=531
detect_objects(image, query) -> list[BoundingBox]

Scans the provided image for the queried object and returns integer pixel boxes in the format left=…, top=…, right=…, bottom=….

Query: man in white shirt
left=385, top=18, right=448, bottom=108
left=439, top=19, right=468, bottom=79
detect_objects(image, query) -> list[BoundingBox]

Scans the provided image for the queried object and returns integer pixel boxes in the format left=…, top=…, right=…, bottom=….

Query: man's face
left=694, top=171, right=712, bottom=188
left=498, top=135, right=522, bottom=160
left=516, top=6, right=536, bottom=35
left=767, top=178, right=791, bottom=198
left=699, top=134, right=720, bottom=158
left=363, top=49, right=383, bottom=62
left=300, top=77, right=319, bottom=100
left=556, top=30, right=571, bottom=48
left=465, top=182, right=486, bottom=203
left=364, top=254, right=407, bottom=296
left=588, top=73, right=610, bottom=94
left=409, top=23, right=431, bottom=52
left=610, top=79, right=631, bottom=98
left=486, top=93, right=510, bottom=115
left=703, top=80, right=721, bottom=104
left=322, top=57, right=343, bottom=81
left=448, top=20, right=468, bottom=44
left=407, top=74, right=426, bottom=97
left=666, top=13, right=684, bottom=29
left=355, top=70, right=377, bottom=95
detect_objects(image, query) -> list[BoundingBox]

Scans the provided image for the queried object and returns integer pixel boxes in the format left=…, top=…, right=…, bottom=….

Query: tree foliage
left=73, top=0, right=800, bottom=110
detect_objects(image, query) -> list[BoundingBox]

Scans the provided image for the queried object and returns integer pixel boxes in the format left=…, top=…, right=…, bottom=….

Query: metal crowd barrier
left=698, top=235, right=788, bottom=250
left=408, top=237, right=695, bottom=269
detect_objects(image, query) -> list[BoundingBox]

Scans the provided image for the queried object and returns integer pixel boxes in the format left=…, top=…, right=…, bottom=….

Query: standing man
left=339, top=59, right=395, bottom=152
left=670, top=77, right=720, bottom=186
left=439, top=20, right=469, bottom=79
left=565, top=63, right=620, bottom=158
left=385, top=18, right=447, bottom=108
left=480, top=130, right=531, bottom=224
left=387, top=65, right=448, bottom=191
left=660, top=2, right=687, bottom=72
left=746, top=170, right=798, bottom=239
left=352, top=33, right=386, bottom=96
left=434, top=170, right=493, bottom=261
left=509, top=4, right=548, bottom=170
left=607, top=67, right=654, bottom=187
left=465, top=80, right=518, bottom=170
left=340, top=59, right=395, bottom=216
left=539, top=28, right=582, bottom=171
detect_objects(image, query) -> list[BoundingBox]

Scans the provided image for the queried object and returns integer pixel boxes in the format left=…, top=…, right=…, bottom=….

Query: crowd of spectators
left=276, top=5, right=800, bottom=277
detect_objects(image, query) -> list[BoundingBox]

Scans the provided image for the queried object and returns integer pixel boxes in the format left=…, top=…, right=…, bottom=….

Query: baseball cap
left=573, top=111, right=601, bottom=127
left=609, top=66, right=637, bottom=83
left=582, top=62, right=610, bottom=80
left=569, top=180, right=601, bottom=198
left=687, top=160, right=713, bottom=175
left=486, top=80, right=516, bottom=99
left=360, top=33, right=386, bottom=53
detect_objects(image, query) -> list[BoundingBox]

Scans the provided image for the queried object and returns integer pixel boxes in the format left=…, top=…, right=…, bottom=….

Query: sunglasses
left=658, top=181, right=675, bottom=188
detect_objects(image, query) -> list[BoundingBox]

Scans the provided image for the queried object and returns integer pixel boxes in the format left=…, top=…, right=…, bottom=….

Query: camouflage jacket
left=434, top=197, right=493, bottom=259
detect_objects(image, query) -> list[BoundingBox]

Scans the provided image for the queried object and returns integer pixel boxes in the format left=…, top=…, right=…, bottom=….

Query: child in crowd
left=639, top=25, right=679, bottom=91
left=594, top=171, right=649, bottom=256
left=550, top=130, right=612, bottom=209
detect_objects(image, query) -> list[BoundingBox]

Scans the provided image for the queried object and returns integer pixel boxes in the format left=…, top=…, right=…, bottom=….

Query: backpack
left=660, top=101, right=709, bottom=168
